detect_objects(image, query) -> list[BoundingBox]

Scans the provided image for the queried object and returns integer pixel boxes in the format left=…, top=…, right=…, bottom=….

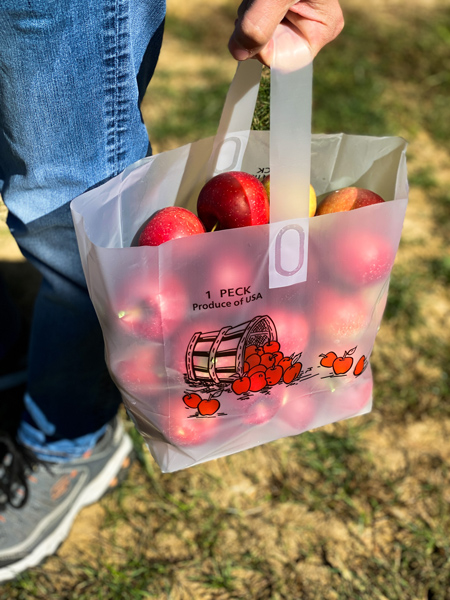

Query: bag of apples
left=71, top=39, right=408, bottom=472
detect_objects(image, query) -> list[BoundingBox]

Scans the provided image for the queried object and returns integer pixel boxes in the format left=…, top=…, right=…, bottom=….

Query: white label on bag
left=269, top=218, right=309, bottom=289
left=213, top=136, right=244, bottom=174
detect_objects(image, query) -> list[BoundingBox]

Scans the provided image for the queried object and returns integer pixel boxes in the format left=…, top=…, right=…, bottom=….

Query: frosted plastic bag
left=71, top=44, right=408, bottom=472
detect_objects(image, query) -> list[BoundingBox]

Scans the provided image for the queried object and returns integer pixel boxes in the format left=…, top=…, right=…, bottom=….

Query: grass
left=2, top=0, right=450, bottom=598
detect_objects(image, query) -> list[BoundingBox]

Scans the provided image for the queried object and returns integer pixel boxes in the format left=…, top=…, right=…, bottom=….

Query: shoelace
left=0, top=431, right=36, bottom=510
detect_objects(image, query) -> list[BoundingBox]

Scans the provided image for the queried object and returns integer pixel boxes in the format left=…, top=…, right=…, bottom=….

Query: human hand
left=228, top=0, right=344, bottom=66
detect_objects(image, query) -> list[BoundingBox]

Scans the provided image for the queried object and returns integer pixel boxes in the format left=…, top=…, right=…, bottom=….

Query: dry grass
left=1, top=0, right=450, bottom=597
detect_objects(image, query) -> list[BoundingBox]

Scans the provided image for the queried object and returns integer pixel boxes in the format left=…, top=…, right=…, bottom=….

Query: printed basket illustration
left=186, top=315, right=277, bottom=384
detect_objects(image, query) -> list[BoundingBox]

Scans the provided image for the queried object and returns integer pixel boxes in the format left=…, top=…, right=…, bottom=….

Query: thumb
left=228, top=0, right=295, bottom=61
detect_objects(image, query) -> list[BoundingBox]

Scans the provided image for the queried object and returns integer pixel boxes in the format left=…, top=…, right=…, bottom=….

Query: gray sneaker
left=0, top=417, right=133, bottom=583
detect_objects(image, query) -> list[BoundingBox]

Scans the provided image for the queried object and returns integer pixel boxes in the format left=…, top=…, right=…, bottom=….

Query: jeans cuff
left=17, top=394, right=108, bottom=462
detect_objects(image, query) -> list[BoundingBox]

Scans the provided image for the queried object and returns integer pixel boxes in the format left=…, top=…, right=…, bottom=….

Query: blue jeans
left=0, top=0, right=165, bottom=461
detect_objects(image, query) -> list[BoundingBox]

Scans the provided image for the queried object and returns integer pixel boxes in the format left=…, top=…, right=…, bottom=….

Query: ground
left=1, top=0, right=450, bottom=597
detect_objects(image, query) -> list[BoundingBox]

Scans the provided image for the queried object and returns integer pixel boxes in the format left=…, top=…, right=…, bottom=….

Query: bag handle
left=209, top=29, right=313, bottom=222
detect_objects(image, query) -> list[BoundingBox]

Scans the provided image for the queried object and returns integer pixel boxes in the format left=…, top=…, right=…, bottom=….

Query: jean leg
left=0, top=272, right=22, bottom=362
left=0, top=0, right=165, bottom=458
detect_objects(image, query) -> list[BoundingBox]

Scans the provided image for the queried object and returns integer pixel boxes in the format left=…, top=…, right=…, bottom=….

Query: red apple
left=207, top=249, right=254, bottom=294
left=314, top=287, right=370, bottom=344
left=138, top=206, right=205, bottom=246
left=335, top=378, right=373, bottom=415
left=244, top=394, right=282, bottom=425
left=278, top=393, right=316, bottom=432
left=269, top=308, right=310, bottom=356
left=330, top=230, right=395, bottom=287
left=113, top=345, right=163, bottom=395
left=114, top=273, right=187, bottom=341
left=166, top=402, right=217, bottom=447
left=197, top=171, right=269, bottom=231
left=316, top=187, right=385, bottom=216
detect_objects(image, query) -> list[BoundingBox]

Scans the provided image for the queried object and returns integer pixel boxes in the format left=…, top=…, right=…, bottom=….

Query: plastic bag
left=71, top=45, right=408, bottom=472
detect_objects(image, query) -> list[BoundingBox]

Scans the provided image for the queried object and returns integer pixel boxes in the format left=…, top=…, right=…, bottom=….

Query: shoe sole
left=0, top=429, right=133, bottom=584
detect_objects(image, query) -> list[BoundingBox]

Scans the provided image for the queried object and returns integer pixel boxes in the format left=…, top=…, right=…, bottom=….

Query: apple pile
left=136, top=166, right=388, bottom=247
left=138, top=170, right=269, bottom=246
left=231, top=339, right=302, bottom=396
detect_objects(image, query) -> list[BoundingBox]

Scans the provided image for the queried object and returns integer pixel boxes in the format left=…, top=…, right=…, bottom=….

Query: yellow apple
left=261, top=175, right=316, bottom=217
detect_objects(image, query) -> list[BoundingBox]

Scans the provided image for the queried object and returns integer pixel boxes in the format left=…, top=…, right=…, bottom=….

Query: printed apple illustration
left=197, top=397, right=220, bottom=416
left=232, top=376, right=251, bottom=395
left=245, top=353, right=261, bottom=370
left=283, top=361, right=302, bottom=384
left=265, top=365, right=283, bottom=386
left=332, top=353, right=354, bottom=376
left=245, top=345, right=258, bottom=359
left=263, top=340, right=280, bottom=354
left=278, top=356, right=293, bottom=372
left=262, top=175, right=317, bottom=217
left=330, top=229, right=395, bottom=287
left=353, top=355, right=367, bottom=377
left=272, top=351, right=284, bottom=365
left=249, top=371, right=267, bottom=392
left=138, top=206, right=205, bottom=246
left=260, top=353, right=276, bottom=369
left=319, top=351, right=337, bottom=368
left=197, top=171, right=269, bottom=230
left=247, top=365, right=267, bottom=378
left=315, top=287, right=370, bottom=344
left=114, top=273, right=187, bottom=341
left=316, top=187, right=384, bottom=216
left=183, top=393, right=202, bottom=409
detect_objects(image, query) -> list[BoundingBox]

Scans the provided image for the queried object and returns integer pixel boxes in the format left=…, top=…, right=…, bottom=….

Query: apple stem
left=210, top=221, right=219, bottom=232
